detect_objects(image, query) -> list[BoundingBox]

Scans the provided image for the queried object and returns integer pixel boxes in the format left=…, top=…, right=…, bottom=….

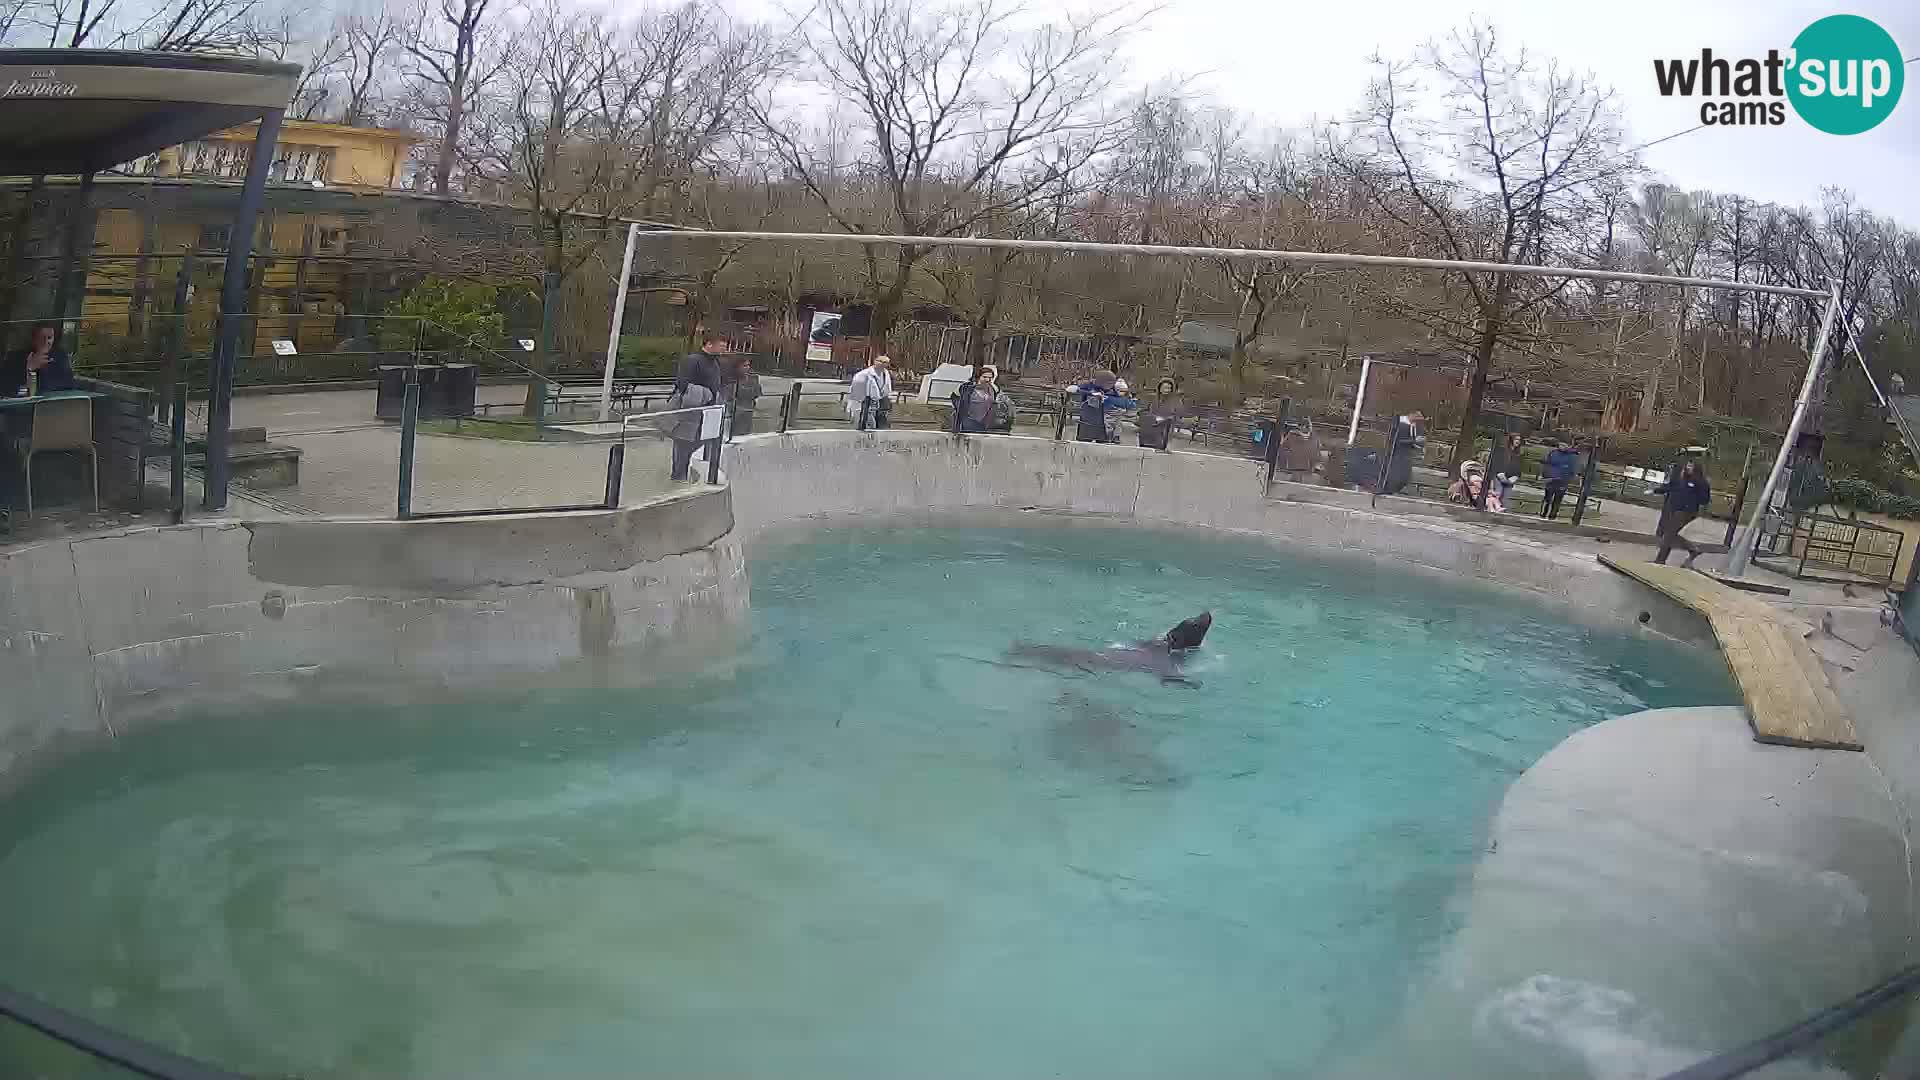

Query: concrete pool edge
left=0, top=486, right=747, bottom=790
left=727, top=429, right=1723, bottom=649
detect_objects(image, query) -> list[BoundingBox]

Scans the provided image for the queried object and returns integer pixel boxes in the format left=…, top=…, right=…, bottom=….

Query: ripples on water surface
left=0, top=523, right=1738, bottom=1078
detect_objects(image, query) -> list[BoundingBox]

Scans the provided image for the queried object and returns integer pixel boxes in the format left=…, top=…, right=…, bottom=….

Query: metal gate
left=1754, top=509, right=1905, bottom=585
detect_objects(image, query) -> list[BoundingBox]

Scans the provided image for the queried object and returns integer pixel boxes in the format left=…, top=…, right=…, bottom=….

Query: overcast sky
left=1122, top=0, right=1920, bottom=225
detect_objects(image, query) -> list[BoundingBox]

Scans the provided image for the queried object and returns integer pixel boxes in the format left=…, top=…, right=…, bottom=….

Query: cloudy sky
left=1125, top=0, right=1919, bottom=225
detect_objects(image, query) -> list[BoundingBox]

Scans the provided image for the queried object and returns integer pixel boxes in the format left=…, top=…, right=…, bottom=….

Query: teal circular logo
left=1787, top=15, right=1904, bottom=135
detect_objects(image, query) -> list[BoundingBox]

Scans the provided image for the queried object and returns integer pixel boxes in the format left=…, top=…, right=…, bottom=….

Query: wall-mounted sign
left=2, top=69, right=78, bottom=99
left=270, top=339, right=297, bottom=355
left=805, top=310, right=839, bottom=365
left=519, top=339, right=537, bottom=352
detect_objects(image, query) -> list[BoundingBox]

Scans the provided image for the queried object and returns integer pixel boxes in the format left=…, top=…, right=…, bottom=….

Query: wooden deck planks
left=1597, top=555, right=1862, bottom=751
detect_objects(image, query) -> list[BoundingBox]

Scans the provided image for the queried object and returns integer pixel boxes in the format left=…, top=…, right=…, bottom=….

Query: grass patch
left=421, top=418, right=546, bottom=441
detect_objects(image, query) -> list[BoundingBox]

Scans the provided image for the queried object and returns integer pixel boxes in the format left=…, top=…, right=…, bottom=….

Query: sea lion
left=1006, top=612, right=1212, bottom=684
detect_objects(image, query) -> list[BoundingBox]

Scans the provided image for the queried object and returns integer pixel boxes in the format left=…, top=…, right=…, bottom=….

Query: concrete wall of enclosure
left=2, top=426, right=1919, bottom=1073
left=0, top=488, right=746, bottom=789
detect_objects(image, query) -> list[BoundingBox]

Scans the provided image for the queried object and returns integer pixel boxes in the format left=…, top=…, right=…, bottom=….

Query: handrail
left=0, top=984, right=248, bottom=1080
left=1658, top=962, right=1920, bottom=1080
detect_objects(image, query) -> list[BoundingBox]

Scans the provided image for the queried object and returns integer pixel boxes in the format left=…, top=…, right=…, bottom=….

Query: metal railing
left=0, top=984, right=245, bottom=1079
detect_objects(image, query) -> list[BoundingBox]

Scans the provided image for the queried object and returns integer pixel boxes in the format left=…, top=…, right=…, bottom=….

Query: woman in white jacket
left=846, top=355, right=894, bottom=429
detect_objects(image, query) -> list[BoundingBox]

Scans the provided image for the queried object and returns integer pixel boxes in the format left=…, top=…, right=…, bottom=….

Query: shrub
left=617, top=335, right=686, bottom=379
left=1831, top=476, right=1920, bottom=519
left=380, top=280, right=506, bottom=352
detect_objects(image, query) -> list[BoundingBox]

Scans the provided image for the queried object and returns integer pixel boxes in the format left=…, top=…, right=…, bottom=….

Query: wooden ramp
left=1598, top=555, right=1861, bottom=751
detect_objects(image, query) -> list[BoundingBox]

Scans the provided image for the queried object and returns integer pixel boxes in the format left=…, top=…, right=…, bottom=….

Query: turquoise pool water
left=0, top=523, right=1738, bottom=1078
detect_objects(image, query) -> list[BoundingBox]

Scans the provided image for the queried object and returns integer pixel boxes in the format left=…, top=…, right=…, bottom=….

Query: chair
left=22, top=397, right=98, bottom=516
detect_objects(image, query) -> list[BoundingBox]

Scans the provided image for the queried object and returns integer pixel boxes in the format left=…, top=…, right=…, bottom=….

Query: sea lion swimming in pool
left=1007, top=612, right=1212, bottom=684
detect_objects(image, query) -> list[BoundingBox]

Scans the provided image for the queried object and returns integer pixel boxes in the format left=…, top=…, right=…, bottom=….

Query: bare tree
left=1331, top=22, right=1634, bottom=463
left=289, top=20, right=350, bottom=120
left=751, top=0, right=1135, bottom=352
left=15, top=0, right=275, bottom=51
left=401, top=0, right=503, bottom=195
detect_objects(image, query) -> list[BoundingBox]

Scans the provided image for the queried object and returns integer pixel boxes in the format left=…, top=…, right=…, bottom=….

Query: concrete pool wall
left=726, top=429, right=1720, bottom=647
left=0, top=486, right=746, bottom=788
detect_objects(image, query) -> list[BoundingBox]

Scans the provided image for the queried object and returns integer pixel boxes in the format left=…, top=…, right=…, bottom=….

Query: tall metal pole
left=599, top=221, right=640, bottom=421
left=204, top=109, right=283, bottom=511
left=1347, top=354, right=1371, bottom=446
left=1727, top=282, right=1842, bottom=577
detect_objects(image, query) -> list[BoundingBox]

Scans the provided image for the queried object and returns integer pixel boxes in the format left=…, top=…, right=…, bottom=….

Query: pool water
left=0, top=523, right=1738, bottom=1078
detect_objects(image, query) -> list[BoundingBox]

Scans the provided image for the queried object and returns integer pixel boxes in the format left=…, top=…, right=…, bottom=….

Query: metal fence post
left=1054, top=393, right=1069, bottom=440
left=780, top=383, right=801, bottom=433
left=859, top=395, right=874, bottom=431
left=1570, top=441, right=1600, bottom=527
left=169, top=382, right=188, bottom=525
left=604, top=442, right=625, bottom=508
left=706, top=408, right=724, bottom=485
left=1262, top=398, right=1291, bottom=497
left=1725, top=441, right=1756, bottom=547
left=397, top=380, right=419, bottom=519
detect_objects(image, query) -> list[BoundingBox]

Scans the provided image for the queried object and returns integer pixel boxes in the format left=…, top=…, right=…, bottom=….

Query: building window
left=317, top=228, right=348, bottom=254
left=273, top=146, right=335, bottom=184
left=198, top=225, right=232, bottom=252
left=178, top=141, right=252, bottom=179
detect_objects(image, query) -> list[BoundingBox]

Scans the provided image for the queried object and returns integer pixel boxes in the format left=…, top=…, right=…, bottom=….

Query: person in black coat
left=728, top=356, right=762, bottom=436
left=666, top=332, right=727, bottom=482
left=1652, top=460, right=1712, bottom=567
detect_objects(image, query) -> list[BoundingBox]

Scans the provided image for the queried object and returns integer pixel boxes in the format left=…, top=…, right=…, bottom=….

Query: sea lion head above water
left=1164, top=612, right=1212, bottom=651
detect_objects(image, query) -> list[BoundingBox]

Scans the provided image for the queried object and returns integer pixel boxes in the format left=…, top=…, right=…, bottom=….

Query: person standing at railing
left=666, top=331, right=727, bottom=483
left=847, top=354, right=893, bottom=430
left=728, top=357, right=762, bottom=437
left=1138, top=377, right=1181, bottom=450
left=1540, top=440, right=1581, bottom=520
left=952, top=364, right=1013, bottom=433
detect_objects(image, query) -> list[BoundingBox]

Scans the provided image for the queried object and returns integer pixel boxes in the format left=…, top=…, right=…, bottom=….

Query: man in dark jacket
left=1, top=323, right=76, bottom=398
left=728, top=357, right=762, bottom=437
left=1653, top=460, right=1712, bottom=567
left=667, top=332, right=728, bottom=482
left=1540, top=440, right=1580, bottom=519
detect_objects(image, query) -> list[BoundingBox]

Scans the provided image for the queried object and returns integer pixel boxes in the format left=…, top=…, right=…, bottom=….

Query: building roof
left=206, top=118, right=424, bottom=145
left=0, top=49, right=299, bottom=176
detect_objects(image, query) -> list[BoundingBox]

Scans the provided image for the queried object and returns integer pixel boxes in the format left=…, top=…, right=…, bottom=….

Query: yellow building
left=72, top=121, right=426, bottom=360
left=127, top=119, right=421, bottom=189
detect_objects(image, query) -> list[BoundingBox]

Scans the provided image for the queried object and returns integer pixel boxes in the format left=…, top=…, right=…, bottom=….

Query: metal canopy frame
left=0, top=48, right=301, bottom=511
left=621, top=228, right=1838, bottom=579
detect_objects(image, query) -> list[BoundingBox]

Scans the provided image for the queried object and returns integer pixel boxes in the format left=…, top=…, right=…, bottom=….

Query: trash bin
left=1342, top=446, right=1381, bottom=489
left=410, top=365, right=445, bottom=417
left=437, top=364, right=478, bottom=418
left=1251, top=416, right=1280, bottom=460
left=375, top=365, right=410, bottom=419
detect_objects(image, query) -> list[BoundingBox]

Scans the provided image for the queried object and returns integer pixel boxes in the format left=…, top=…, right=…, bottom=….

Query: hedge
left=1830, top=476, right=1920, bottom=520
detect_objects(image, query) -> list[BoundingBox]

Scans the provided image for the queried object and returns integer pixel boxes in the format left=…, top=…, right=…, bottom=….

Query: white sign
left=700, top=406, right=724, bottom=440
left=271, top=339, right=297, bottom=355
left=805, top=310, right=839, bottom=365
left=519, top=339, right=537, bottom=352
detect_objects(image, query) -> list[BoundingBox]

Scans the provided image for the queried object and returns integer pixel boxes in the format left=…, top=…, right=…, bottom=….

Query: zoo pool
left=0, top=522, right=1739, bottom=1078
